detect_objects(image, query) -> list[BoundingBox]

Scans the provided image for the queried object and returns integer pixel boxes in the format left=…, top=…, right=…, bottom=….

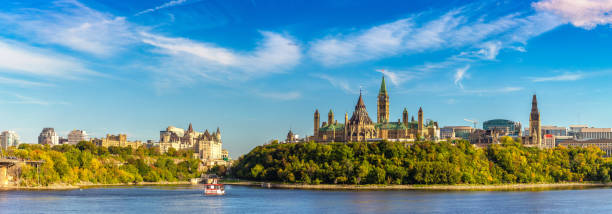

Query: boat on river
left=202, top=174, right=225, bottom=196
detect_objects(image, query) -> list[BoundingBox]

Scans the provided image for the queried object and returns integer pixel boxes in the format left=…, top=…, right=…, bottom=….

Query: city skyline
left=2, top=0, right=612, bottom=157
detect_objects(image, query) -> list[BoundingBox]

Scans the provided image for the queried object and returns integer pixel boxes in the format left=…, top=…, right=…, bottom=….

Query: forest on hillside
left=232, top=137, right=612, bottom=185
left=2, top=142, right=202, bottom=186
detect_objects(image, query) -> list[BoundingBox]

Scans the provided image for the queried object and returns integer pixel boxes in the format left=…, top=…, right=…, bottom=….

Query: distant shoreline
left=0, top=181, right=192, bottom=191
left=225, top=181, right=612, bottom=191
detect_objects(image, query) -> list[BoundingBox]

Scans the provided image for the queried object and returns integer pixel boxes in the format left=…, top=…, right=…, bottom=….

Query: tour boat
left=204, top=183, right=225, bottom=195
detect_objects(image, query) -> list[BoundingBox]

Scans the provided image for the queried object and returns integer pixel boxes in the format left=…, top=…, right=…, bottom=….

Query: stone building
left=67, top=130, right=90, bottom=145
left=92, top=134, right=143, bottom=149
left=159, top=123, right=226, bottom=165
left=312, top=76, right=440, bottom=142
left=38, top=128, right=59, bottom=145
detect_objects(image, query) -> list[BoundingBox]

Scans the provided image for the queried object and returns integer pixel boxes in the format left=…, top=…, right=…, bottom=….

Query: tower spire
left=379, top=74, right=387, bottom=95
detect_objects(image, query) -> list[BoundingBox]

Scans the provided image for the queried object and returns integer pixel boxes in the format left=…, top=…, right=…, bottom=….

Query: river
left=0, top=185, right=609, bottom=213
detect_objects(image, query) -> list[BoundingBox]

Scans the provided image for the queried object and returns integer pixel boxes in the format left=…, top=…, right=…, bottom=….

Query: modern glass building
left=482, top=119, right=521, bottom=136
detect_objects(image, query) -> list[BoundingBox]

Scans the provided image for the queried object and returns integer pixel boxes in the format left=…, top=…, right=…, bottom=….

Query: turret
left=328, top=109, right=334, bottom=125
left=314, top=109, right=320, bottom=136
left=187, top=123, right=194, bottom=133
left=216, top=127, right=221, bottom=139
left=418, top=107, right=424, bottom=134
left=402, top=108, right=409, bottom=126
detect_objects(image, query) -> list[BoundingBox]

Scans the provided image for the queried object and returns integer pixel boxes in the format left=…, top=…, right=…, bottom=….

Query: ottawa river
left=0, top=185, right=611, bottom=213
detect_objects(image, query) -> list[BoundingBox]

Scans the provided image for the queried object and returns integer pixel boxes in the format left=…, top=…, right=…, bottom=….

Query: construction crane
left=464, top=119, right=478, bottom=129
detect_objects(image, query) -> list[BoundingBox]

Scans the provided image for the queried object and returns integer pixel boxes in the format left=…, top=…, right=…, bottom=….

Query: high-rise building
left=67, top=130, right=90, bottom=145
left=38, top=128, right=59, bottom=145
left=0, top=131, right=20, bottom=150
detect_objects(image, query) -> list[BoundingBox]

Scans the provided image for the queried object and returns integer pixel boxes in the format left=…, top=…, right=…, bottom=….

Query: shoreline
left=225, top=181, right=612, bottom=191
left=0, top=181, right=192, bottom=191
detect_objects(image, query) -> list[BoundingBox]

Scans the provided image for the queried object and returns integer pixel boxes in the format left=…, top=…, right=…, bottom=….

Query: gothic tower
left=314, top=109, right=320, bottom=136
left=377, top=76, right=390, bottom=123
left=529, top=94, right=541, bottom=147
left=328, top=109, right=334, bottom=125
left=417, top=107, right=424, bottom=137
left=402, top=108, right=409, bottom=126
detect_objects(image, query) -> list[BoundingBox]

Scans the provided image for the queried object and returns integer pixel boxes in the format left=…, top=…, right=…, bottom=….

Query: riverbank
left=0, top=181, right=192, bottom=191
left=225, top=181, right=612, bottom=191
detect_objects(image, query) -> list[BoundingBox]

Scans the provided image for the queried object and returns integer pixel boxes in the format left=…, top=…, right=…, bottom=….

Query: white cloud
left=136, top=0, right=189, bottom=16
left=530, top=73, right=585, bottom=82
left=0, top=40, right=97, bottom=77
left=0, top=0, right=136, bottom=56
left=0, top=92, right=68, bottom=105
left=312, top=74, right=355, bottom=94
left=309, top=7, right=564, bottom=66
left=533, top=0, right=612, bottom=29
left=454, top=65, right=470, bottom=88
left=142, top=31, right=301, bottom=87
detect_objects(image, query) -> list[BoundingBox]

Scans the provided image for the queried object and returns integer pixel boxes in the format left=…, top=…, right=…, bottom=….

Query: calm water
left=0, top=185, right=611, bottom=213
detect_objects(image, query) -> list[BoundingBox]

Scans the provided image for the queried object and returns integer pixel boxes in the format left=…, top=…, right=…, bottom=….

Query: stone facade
left=523, top=94, right=542, bottom=147
left=92, top=134, right=143, bottom=149
left=312, top=77, right=440, bottom=142
left=159, top=123, right=225, bottom=164
left=38, top=128, right=59, bottom=145
left=67, top=130, right=89, bottom=145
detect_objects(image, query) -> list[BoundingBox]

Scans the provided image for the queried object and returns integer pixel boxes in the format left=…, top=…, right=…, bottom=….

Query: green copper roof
left=379, top=76, right=387, bottom=95
left=375, top=122, right=408, bottom=130
left=319, top=123, right=345, bottom=132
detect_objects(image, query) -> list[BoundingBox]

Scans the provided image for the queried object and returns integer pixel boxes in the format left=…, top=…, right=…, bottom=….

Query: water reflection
left=1, top=185, right=612, bottom=213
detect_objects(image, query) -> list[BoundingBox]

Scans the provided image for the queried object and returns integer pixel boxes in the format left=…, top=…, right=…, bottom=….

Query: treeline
left=5, top=142, right=202, bottom=186
left=232, top=137, right=612, bottom=185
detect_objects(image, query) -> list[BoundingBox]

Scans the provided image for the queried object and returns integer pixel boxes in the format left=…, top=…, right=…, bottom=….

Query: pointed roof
left=187, top=123, right=193, bottom=133
left=379, top=75, right=387, bottom=95
left=203, top=129, right=210, bottom=137
left=216, top=127, right=220, bottom=134
left=403, top=107, right=408, bottom=113
left=418, top=107, right=423, bottom=112
left=315, top=109, right=319, bottom=115
left=349, top=92, right=373, bottom=125
left=531, top=94, right=540, bottom=120
left=329, top=109, right=333, bottom=115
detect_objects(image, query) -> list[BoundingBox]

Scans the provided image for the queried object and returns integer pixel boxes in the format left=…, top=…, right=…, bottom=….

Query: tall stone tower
left=314, top=109, right=320, bottom=136
left=377, top=76, right=389, bottom=124
left=417, top=107, right=424, bottom=137
left=529, top=94, right=541, bottom=147
left=402, top=108, right=409, bottom=126
left=328, top=109, right=334, bottom=125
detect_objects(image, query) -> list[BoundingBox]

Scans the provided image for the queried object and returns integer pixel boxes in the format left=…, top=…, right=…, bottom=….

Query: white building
left=575, top=128, right=612, bottom=140
left=0, top=131, right=20, bottom=150
left=67, top=130, right=89, bottom=145
left=38, top=128, right=59, bottom=145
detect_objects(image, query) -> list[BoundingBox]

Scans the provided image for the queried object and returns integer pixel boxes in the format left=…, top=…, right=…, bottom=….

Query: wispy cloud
left=0, top=76, right=54, bottom=87
left=530, top=73, right=585, bottom=82
left=312, top=74, right=355, bottom=94
left=308, top=6, right=563, bottom=66
left=453, top=65, right=470, bottom=89
left=136, top=0, right=189, bottom=16
left=0, top=0, right=136, bottom=56
left=533, top=0, right=612, bottom=29
left=0, top=40, right=97, bottom=78
left=254, top=91, right=301, bottom=101
left=0, top=92, right=68, bottom=105
left=142, top=31, right=301, bottom=87
left=460, top=86, right=523, bottom=95
left=375, top=69, right=417, bottom=86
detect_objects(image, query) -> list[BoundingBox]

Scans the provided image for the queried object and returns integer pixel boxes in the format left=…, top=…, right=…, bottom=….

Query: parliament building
left=311, top=77, right=440, bottom=142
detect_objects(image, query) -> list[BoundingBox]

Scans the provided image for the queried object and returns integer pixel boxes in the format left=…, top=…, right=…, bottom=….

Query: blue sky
left=1, top=0, right=612, bottom=157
